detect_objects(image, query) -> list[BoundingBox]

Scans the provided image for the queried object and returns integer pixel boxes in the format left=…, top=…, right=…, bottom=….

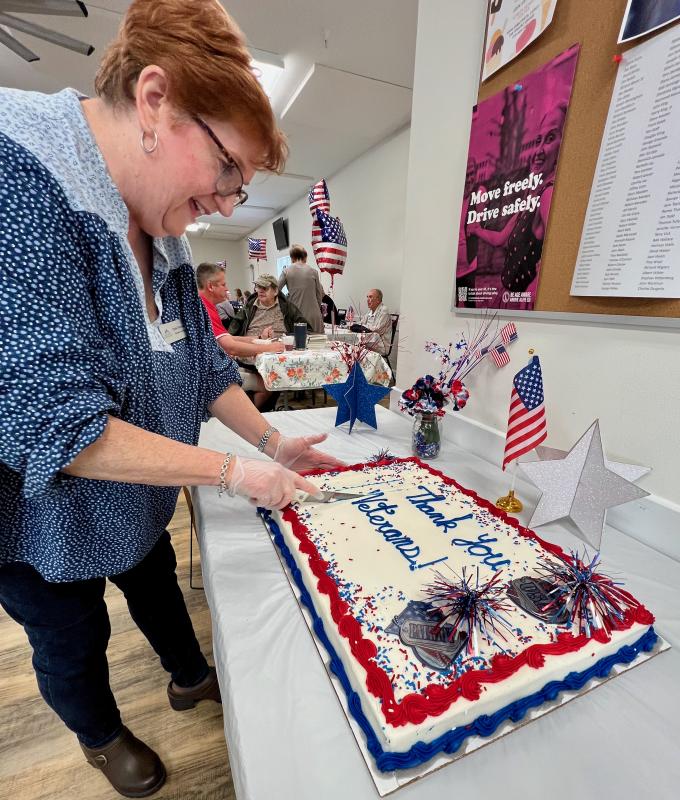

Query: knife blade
left=296, top=489, right=365, bottom=504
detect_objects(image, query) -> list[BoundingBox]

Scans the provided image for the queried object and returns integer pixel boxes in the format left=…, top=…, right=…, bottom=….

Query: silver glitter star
left=518, top=420, right=650, bottom=550
left=534, top=445, right=651, bottom=483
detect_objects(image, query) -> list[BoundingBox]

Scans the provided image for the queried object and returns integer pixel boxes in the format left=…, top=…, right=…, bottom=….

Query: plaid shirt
left=359, top=303, right=391, bottom=354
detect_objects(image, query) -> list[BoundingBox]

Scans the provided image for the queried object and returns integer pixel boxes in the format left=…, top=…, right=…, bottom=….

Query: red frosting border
left=283, top=456, right=654, bottom=729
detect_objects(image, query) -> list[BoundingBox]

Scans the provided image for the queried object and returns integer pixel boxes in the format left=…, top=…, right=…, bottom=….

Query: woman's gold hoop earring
left=140, top=129, right=158, bottom=154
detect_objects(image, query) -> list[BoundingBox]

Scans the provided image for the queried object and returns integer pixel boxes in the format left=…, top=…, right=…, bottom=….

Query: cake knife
left=295, top=490, right=365, bottom=504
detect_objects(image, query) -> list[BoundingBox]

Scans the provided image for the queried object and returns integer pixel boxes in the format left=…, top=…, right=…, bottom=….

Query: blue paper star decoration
left=325, top=362, right=390, bottom=433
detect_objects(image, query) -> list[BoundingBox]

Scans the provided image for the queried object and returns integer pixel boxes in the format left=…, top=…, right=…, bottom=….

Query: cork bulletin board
left=477, top=0, right=680, bottom=320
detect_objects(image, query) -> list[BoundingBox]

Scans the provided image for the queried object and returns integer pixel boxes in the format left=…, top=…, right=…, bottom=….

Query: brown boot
left=167, top=666, right=221, bottom=710
left=80, top=726, right=166, bottom=798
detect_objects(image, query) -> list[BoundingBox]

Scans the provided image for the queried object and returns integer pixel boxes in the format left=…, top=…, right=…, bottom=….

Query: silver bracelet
left=257, top=426, right=278, bottom=453
left=218, top=452, right=233, bottom=497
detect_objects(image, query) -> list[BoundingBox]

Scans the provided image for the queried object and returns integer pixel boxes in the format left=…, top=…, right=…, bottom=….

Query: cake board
left=260, top=514, right=670, bottom=797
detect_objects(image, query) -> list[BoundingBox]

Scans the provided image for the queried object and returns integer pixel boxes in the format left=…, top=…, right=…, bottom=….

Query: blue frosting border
left=260, top=509, right=658, bottom=773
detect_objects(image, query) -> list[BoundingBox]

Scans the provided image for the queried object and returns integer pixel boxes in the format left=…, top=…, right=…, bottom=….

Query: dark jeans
left=0, top=531, right=208, bottom=748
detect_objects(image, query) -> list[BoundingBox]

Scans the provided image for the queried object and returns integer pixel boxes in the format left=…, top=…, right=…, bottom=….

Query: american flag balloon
left=313, top=209, right=347, bottom=276
left=311, top=217, right=322, bottom=248
left=309, top=178, right=330, bottom=251
left=308, top=178, right=330, bottom=216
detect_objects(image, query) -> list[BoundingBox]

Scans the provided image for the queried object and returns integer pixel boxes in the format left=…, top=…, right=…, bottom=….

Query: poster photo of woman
left=454, top=44, right=579, bottom=311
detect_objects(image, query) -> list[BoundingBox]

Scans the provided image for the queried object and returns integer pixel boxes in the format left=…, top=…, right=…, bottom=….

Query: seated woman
left=229, top=274, right=309, bottom=409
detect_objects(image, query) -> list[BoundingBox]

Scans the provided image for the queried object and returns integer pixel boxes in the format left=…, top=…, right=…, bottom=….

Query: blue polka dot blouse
left=0, top=88, right=241, bottom=582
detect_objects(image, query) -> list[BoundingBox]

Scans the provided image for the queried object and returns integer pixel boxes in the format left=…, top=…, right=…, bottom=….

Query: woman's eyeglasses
left=194, top=117, right=248, bottom=207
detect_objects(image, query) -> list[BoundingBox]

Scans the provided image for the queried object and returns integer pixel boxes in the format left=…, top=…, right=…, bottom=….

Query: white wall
left=246, top=126, right=410, bottom=315
left=186, top=236, right=250, bottom=295
left=399, top=0, right=680, bottom=505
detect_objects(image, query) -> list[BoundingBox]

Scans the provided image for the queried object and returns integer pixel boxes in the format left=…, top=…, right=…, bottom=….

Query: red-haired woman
left=0, top=1, right=341, bottom=795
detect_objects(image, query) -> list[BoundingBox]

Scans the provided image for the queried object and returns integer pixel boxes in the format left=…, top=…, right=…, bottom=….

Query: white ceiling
left=0, top=0, right=418, bottom=240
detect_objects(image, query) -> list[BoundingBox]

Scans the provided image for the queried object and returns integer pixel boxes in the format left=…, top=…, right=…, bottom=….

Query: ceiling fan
left=0, top=0, right=94, bottom=63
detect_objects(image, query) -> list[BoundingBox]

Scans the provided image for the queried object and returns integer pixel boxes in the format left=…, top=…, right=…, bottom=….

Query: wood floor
left=0, top=495, right=236, bottom=800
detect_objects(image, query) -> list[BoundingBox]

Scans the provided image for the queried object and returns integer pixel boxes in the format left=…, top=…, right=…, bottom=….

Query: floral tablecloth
left=254, top=348, right=391, bottom=391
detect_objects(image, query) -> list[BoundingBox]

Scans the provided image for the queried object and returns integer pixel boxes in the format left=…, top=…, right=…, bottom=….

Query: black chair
left=335, top=308, right=347, bottom=324
left=384, top=313, right=399, bottom=381
left=182, top=487, right=203, bottom=590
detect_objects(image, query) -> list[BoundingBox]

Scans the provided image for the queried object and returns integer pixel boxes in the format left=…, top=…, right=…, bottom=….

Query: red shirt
left=199, top=294, right=229, bottom=339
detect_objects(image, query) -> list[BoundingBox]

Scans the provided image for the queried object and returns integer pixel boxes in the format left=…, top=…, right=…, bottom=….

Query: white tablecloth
left=194, top=407, right=680, bottom=800
left=253, top=348, right=391, bottom=390
left=324, top=324, right=358, bottom=343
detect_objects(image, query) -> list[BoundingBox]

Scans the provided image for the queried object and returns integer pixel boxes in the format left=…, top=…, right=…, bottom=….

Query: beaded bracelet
left=257, top=426, right=278, bottom=453
left=218, top=452, right=233, bottom=497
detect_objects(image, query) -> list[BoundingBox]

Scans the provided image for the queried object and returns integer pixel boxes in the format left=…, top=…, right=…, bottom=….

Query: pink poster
left=455, top=44, right=579, bottom=310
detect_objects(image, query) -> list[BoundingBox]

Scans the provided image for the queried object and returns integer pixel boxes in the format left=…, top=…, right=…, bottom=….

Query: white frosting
left=271, top=460, right=651, bottom=756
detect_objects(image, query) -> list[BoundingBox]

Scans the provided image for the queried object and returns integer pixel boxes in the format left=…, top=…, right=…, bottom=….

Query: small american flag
left=502, top=355, right=547, bottom=470
left=308, top=178, right=331, bottom=215
left=500, top=322, right=518, bottom=345
left=313, top=209, right=347, bottom=274
left=248, top=237, right=267, bottom=261
left=489, top=343, right=510, bottom=368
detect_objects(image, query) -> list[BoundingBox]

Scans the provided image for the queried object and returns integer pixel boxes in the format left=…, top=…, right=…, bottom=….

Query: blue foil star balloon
left=325, top=362, right=390, bottom=433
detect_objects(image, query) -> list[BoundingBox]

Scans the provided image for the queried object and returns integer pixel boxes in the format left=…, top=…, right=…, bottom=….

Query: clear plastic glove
left=273, top=433, right=346, bottom=472
left=264, top=340, right=285, bottom=354
left=229, top=455, right=323, bottom=509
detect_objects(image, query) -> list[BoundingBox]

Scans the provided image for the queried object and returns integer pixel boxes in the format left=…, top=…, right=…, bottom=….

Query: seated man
left=196, top=263, right=284, bottom=410
left=229, top=274, right=310, bottom=409
left=229, top=274, right=309, bottom=340
left=350, top=288, right=391, bottom=355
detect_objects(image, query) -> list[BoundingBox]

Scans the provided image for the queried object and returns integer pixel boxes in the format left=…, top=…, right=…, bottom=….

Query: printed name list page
left=571, top=24, right=680, bottom=298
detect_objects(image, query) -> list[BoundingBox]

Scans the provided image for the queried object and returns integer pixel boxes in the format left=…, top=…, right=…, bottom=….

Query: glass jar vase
left=412, top=413, right=441, bottom=460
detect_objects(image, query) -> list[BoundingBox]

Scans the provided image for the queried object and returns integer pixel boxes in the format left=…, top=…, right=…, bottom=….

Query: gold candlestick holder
left=495, top=489, right=523, bottom=513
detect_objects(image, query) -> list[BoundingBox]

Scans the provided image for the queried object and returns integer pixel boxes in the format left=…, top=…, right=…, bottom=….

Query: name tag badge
left=160, top=319, right=187, bottom=344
